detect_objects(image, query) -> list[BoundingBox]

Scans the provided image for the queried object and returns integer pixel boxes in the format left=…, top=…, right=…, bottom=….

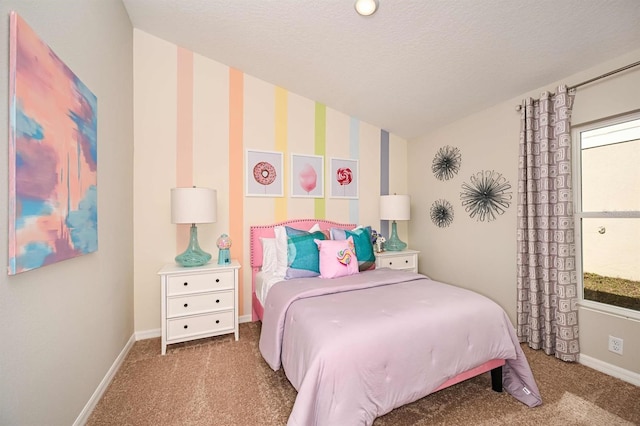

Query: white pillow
left=260, top=237, right=278, bottom=273
left=309, top=223, right=322, bottom=233
left=273, top=226, right=288, bottom=277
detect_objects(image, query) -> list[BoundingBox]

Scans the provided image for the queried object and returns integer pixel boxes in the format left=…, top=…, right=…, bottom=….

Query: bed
left=250, top=219, right=541, bottom=426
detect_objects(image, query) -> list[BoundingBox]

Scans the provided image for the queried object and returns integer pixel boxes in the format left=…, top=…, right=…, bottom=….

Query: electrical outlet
left=608, top=335, right=624, bottom=355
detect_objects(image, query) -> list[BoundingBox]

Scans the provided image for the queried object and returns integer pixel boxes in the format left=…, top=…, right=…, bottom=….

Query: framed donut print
left=246, top=149, right=284, bottom=197
left=291, top=154, right=324, bottom=198
left=329, top=158, right=359, bottom=199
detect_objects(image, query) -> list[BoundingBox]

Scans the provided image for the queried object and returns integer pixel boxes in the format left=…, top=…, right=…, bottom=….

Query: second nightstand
left=375, top=249, right=419, bottom=273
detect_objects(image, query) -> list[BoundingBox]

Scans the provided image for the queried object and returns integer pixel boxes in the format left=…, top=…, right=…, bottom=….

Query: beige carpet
left=88, top=322, right=640, bottom=425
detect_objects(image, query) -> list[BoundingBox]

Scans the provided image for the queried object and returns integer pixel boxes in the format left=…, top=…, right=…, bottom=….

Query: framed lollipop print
left=290, top=153, right=324, bottom=198
left=329, top=158, right=358, bottom=199
left=246, top=150, right=284, bottom=197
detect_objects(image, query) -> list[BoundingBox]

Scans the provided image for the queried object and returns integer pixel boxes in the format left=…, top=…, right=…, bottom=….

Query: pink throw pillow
left=314, top=237, right=359, bottom=279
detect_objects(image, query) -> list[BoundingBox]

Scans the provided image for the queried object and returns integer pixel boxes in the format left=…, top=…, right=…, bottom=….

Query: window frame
left=572, top=111, right=640, bottom=320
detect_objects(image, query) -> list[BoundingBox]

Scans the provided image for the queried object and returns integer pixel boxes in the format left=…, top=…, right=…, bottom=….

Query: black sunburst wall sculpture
left=432, top=145, right=462, bottom=181
left=430, top=199, right=454, bottom=228
left=460, top=170, right=512, bottom=222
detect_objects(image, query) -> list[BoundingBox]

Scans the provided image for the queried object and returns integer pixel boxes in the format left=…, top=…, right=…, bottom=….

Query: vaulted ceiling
left=123, top=0, right=640, bottom=139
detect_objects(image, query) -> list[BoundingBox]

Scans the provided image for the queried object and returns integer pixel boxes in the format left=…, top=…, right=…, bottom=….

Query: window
left=573, top=114, right=640, bottom=317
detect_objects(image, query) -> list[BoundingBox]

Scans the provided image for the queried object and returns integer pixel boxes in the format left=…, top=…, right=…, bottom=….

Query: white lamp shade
left=171, top=187, right=217, bottom=224
left=380, top=194, right=411, bottom=221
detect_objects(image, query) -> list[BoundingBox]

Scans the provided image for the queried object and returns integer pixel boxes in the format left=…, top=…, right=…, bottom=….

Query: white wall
left=0, top=2, right=134, bottom=424
left=408, top=49, right=640, bottom=376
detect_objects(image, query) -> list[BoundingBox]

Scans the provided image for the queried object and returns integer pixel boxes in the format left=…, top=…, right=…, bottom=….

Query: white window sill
left=578, top=299, right=640, bottom=322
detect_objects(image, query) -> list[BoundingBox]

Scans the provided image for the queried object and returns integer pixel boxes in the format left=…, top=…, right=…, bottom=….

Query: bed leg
left=491, top=366, right=503, bottom=392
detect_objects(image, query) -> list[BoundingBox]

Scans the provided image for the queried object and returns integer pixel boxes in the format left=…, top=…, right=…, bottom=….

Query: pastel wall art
left=330, top=158, right=359, bottom=199
left=246, top=150, right=284, bottom=197
left=291, top=154, right=324, bottom=198
left=8, top=12, right=98, bottom=275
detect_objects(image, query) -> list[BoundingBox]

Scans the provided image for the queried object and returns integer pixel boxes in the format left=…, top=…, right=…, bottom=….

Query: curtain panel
left=516, top=85, right=580, bottom=362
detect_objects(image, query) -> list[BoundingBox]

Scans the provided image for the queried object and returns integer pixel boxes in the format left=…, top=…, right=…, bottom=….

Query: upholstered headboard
left=249, top=219, right=356, bottom=320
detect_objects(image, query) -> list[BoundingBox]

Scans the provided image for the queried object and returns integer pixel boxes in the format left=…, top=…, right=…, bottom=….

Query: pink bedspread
left=259, top=269, right=542, bottom=426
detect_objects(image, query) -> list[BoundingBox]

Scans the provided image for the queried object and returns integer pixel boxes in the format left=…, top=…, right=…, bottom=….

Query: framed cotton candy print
left=329, top=158, right=358, bottom=199
left=8, top=12, right=98, bottom=275
left=290, top=154, right=324, bottom=198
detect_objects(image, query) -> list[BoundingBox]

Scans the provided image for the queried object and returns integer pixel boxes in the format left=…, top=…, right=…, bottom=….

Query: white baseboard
left=73, top=333, right=136, bottom=426
left=579, top=354, right=640, bottom=387
left=75, top=316, right=256, bottom=424
left=135, top=328, right=161, bottom=340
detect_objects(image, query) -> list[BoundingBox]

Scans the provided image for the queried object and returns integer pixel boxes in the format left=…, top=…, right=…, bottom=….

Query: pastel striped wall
left=349, top=117, right=359, bottom=224
left=229, top=68, right=244, bottom=311
left=133, top=29, right=407, bottom=330
left=176, top=48, right=193, bottom=253
left=314, top=103, right=326, bottom=219
left=380, top=129, right=390, bottom=238
left=274, top=87, right=288, bottom=220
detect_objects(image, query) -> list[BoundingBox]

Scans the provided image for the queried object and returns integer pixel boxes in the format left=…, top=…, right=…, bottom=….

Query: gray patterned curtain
left=516, top=85, right=580, bottom=362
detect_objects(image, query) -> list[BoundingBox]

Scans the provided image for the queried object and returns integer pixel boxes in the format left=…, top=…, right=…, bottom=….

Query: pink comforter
left=259, top=269, right=541, bottom=426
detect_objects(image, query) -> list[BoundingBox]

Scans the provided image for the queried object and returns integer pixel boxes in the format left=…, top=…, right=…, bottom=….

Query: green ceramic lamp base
left=384, top=221, right=407, bottom=251
left=175, top=224, right=212, bottom=267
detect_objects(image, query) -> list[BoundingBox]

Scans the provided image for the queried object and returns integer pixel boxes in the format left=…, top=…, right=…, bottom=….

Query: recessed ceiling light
left=354, top=0, right=379, bottom=16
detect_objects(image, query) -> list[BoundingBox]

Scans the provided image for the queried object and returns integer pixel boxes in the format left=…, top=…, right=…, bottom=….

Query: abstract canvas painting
left=8, top=12, right=98, bottom=275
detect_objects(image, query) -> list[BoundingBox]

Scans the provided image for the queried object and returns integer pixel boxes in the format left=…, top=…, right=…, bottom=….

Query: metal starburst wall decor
left=432, top=145, right=462, bottom=181
left=430, top=199, right=454, bottom=228
left=460, top=170, right=512, bottom=222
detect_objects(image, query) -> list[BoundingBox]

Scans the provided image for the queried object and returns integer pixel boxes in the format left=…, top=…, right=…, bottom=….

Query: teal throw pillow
left=285, top=227, right=326, bottom=279
left=331, top=226, right=375, bottom=272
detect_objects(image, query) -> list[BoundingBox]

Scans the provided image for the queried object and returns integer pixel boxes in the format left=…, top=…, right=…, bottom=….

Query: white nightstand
left=375, top=249, right=419, bottom=273
left=158, top=261, right=241, bottom=355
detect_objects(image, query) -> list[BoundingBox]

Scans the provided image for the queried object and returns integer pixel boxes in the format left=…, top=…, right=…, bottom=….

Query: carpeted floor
left=87, top=322, right=640, bottom=425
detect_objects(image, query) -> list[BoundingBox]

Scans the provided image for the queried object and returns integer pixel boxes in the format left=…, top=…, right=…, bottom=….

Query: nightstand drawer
left=167, top=311, right=235, bottom=340
left=377, top=254, right=416, bottom=269
left=167, top=270, right=234, bottom=295
left=167, top=290, right=234, bottom=317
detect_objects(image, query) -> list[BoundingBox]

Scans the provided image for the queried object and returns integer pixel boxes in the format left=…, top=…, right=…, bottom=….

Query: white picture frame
left=290, top=154, right=324, bottom=198
left=245, top=149, right=284, bottom=197
left=329, top=157, right=359, bottom=199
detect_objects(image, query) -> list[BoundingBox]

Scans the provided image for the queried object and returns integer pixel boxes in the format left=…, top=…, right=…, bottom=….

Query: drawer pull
left=405, top=260, right=408, bottom=263
left=183, top=303, right=188, bottom=308
left=216, top=299, right=220, bottom=303
left=389, top=262, right=393, bottom=265
left=216, top=278, right=220, bottom=283
left=183, top=325, right=188, bottom=329
left=183, top=282, right=188, bottom=286
left=216, top=320, right=220, bottom=324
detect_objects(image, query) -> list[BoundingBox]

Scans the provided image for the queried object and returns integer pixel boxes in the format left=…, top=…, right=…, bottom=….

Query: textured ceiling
left=122, top=0, right=640, bottom=140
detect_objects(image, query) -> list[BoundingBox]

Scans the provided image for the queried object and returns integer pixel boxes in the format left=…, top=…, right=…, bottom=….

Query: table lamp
left=171, top=187, right=217, bottom=267
left=380, top=194, right=410, bottom=251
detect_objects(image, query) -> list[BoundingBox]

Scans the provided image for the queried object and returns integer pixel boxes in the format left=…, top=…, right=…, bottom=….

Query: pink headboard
left=250, top=219, right=356, bottom=321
